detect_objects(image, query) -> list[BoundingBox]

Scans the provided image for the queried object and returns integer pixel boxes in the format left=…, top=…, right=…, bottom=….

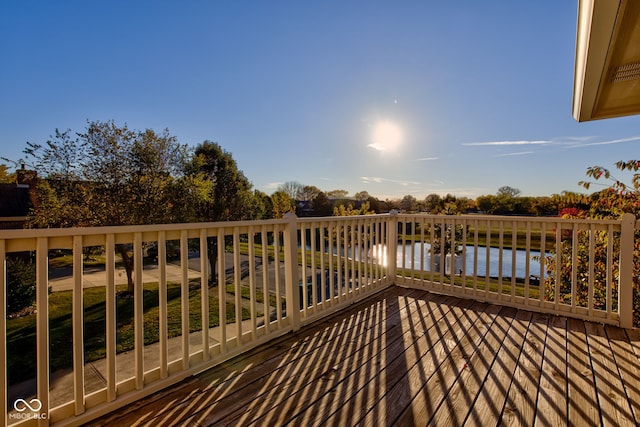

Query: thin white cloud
left=567, top=136, right=640, bottom=148
left=415, top=157, right=439, bottom=161
left=493, top=151, right=535, bottom=157
left=367, top=143, right=386, bottom=151
left=462, top=140, right=551, bottom=146
left=361, top=176, right=421, bottom=186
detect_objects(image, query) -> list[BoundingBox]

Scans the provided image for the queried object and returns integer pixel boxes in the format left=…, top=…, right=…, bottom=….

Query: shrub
left=6, top=256, right=36, bottom=315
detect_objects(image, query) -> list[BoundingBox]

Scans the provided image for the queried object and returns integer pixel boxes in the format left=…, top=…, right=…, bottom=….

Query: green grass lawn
left=6, top=279, right=269, bottom=386
left=399, top=224, right=557, bottom=252
left=397, top=268, right=542, bottom=299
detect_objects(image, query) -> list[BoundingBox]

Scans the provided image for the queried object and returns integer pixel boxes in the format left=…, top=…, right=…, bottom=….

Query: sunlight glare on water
left=370, top=244, right=388, bottom=267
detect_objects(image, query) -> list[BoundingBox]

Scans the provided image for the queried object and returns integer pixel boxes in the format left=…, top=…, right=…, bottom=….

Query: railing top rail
left=296, top=213, right=392, bottom=224
left=0, top=212, right=635, bottom=240
left=396, top=212, right=629, bottom=226
left=0, top=217, right=290, bottom=239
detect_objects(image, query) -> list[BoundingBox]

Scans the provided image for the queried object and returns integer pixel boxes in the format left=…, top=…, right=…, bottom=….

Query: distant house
left=295, top=200, right=315, bottom=217
left=0, top=167, right=37, bottom=229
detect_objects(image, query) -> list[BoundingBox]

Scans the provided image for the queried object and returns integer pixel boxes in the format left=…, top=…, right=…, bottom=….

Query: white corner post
left=283, top=213, right=301, bottom=330
left=388, top=210, right=399, bottom=283
left=618, top=213, right=635, bottom=329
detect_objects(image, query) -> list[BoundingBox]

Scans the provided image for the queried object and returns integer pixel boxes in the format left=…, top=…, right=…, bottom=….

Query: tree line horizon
left=3, top=120, right=636, bottom=223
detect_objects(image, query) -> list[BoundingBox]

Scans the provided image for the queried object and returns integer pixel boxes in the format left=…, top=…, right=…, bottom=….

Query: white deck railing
left=392, top=213, right=637, bottom=328
left=1, top=212, right=636, bottom=426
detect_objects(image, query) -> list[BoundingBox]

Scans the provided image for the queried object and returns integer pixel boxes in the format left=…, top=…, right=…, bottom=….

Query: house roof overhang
left=573, top=0, right=640, bottom=121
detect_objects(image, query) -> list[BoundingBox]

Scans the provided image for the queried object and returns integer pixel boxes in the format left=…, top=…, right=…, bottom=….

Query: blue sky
left=2, top=1, right=640, bottom=200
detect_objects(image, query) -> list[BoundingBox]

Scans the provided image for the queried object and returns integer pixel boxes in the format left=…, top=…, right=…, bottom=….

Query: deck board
left=567, top=317, right=599, bottom=425
left=501, top=311, right=547, bottom=427
left=86, top=286, right=640, bottom=427
left=586, top=322, right=636, bottom=427
left=464, top=309, right=532, bottom=427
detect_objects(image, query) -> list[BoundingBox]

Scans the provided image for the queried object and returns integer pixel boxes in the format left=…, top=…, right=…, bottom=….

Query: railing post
left=388, top=210, right=399, bottom=283
left=284, top=212, right=301, bottom=331
left=619, top=213, right=635, bottom=329
left=1, top=239, right=6, bottom=427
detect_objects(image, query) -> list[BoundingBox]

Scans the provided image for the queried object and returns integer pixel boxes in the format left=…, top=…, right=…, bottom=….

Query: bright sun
left=369, top=120, right=403, bottom=152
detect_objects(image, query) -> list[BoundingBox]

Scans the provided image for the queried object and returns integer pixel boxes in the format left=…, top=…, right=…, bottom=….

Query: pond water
left=391, top=243, right=546, bottom=279
left=308, top=242, right=548, bottom=280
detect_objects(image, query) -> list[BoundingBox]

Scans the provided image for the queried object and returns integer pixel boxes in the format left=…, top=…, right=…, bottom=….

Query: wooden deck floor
left=87, top=286, right=640, bottom=426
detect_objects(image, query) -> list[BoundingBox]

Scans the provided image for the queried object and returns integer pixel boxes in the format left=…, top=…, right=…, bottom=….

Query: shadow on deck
left=87, top=285, right=640, bottom=426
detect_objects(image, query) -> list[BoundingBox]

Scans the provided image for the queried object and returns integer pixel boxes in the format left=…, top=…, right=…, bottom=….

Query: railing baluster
left=320, top=221, right=327, bottom=303
left=179, top=230, right=189, bottom=369
left=335, top=221, right=342, bottom=302
left=200, top=229, right=209, bottom=360
left=606, top=224, right=613, bottom=317
left=498, top=221, right=504, bottom=296
left=524, top=222, right=531, bottom=305
left=328, top=223, right=334, bottom=302
left=449, top=217, right=456, bottom=289
left=344, top=219, right=349, bottom=297
left=72, top=235, right=85, bottom=414
left=0, top=239, right=6, bottom=427
left=158, top=231, right=168, bottom=379
left=587, top=223, right=595, bottom=318
left=217, top=228, right=227, bottom=352
left=105, top=233, right=116, bottom=400
left=273, top=227, right=282, bottom=325
left=553, top=222, right=562, bottom=311
left=350, top=219, right=356, bottom=297
left=571, top=224, right=578, bottom=313
left=134, top=232, right=144, bottom=390
left=36, top=236, right=50, bottom=421
left=419, top=216, right=425, bottom=284
left=261, top=226, right=269, bottom=334
left=461, top=218, right=467, bottom=293
left=539, top=222, right=546, bottom=305
left=428, top=217, right=435, bottom=285
left=233, top=228, right=242, bottom=345
left=472, top=219, right=479, bottom=294
left=300, top=222, right=308, bottom=314
left=511, top=220, right=517, bottom=298
left=485, top=220, right=490, bottom=298
left=248, top=226, right=257, bottom=337
left=310, top=222, right=318, bottom=307
left=363, top=219, right=369, bottom=291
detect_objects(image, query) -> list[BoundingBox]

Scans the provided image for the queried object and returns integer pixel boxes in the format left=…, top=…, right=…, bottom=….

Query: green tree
left=6, top=256, right=36, bottom=315
left=0, top=164, right=14, bottom=183
left=311, top=191, right=332, bottom=217
left=327, top=189, right=348, bottom=198
left=300, top=185, right=322, bottom=202
left=354, top=191, right=371, bottom=201
left=400, top=195, right=418, bottom=212
left=475, top=194, right=495, bottom=214
left=424, top=194, right=443, bottom=213
left=278, top=181, right=304, bottom=200
left=24, top=121, right=193, bottom=292
left=186, top=141, right=256, bottom=282
left=497, top=185, right=521, bottom=198
left=332, top=201, right=374, bottom=216
left=271, top=190, right=295, bottom=218
left=188, top=141, right=253, bottom=222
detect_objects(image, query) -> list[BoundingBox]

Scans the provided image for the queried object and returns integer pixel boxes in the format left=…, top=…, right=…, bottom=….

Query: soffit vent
left=611, top=61, right=640, bottom=82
